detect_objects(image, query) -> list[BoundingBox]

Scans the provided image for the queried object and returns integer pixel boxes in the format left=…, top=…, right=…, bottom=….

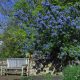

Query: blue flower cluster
left=14, top=0, right=80, bottom=54
left=14, top=10, right=28, bottom=22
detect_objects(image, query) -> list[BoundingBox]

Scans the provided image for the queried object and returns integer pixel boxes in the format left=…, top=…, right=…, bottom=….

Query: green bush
left=63, top=65, right=80, bottom=80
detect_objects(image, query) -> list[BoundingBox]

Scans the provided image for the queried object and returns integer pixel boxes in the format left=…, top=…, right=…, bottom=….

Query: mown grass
left=20, top=73, right=55, bottom=80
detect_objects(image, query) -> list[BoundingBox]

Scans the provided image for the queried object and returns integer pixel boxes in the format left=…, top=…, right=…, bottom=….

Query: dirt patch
left=0, top=75, right=20, bottom=80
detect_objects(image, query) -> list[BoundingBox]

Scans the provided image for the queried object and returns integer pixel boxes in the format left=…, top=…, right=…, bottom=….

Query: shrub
left=63, top=65, right=80, bottom=80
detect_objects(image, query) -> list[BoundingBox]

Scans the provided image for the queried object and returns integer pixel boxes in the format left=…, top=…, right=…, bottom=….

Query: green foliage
left=23, top=26, right=38, bottom=53
left=63, top=65, right=80, bottom=80
left=1, top=26, right=27, bottom=58
left=60, top=45, right=80, bottom=58
left=14, top=0, right=30, bottom=12
left=74, top=2, right=80, bottom=10
left=32, top=5, right=43, bottom=16
left=0, top=34, right=3, bottom=40
left=0, top=22, right=38, bottom=58
left=48, top=0, right=80, bottom=9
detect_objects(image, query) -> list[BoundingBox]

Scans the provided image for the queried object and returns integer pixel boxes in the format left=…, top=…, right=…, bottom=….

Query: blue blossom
left=58, top=25, right=63, bottom=28
left=45, top=2, right=50, bottom=6
left=50, top=5, right=61, bottom=11
left=49, top=25, right=53, bottom=28
left=59, top=15, right=65, bottom=20
left=71, top=20, right=76, bottom=26
left=14, top=10, right=25, bottom=17
left=38, top=13, right=42, bottom=18
left=57, top=19, right=63, bottom=25
left=45, top=26, right=49, bottom=29
left=30, top=24, right=34, bottom=27
left=65, top=9, right=70, bottom=14
left=66, top=16, right=71, bottom=25
left=39, top=21, right=44, bottom=25
left=43, top=15, right=49, bottom=20
left=51, top=32, right=57, bottom=37
left=41, top=2, right=45, bottom=6
left=76, top=26, right=80, bottom=29
left=47, top=11, right=50, bottom=15
left=69, top=6, right=77, bottom=13
left=41, top=0, right=50, bottom=7
left=43, top=44, right=50, bottom=49
left=49, top=20, right=53, bottom=25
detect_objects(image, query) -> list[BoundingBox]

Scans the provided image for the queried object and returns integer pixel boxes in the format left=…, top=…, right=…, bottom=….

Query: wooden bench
left=6, top=65, right=28, bottom=76
left=0, top=58, right=30, bottom=76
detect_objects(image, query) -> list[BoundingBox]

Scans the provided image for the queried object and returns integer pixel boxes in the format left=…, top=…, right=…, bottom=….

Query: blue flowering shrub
left=14, top=0, right=80, bottom=53
left=13, top=0, right=80, bottom=72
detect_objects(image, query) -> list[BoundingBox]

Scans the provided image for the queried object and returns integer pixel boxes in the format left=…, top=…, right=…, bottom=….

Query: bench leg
left=21, top=66, right=24, bottom=76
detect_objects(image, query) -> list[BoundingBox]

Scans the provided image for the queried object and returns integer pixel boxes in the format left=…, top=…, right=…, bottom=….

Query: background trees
left=0, top=25, right=26, bottom=58
left=1, top=22, right=38, bottom=58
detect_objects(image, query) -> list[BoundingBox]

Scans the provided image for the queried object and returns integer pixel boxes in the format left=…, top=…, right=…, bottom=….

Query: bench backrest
left=7, top=58, right=29, bottom=69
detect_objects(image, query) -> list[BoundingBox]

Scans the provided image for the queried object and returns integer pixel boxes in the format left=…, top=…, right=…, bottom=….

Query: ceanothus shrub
left=14, top=0, right=80, bottom=70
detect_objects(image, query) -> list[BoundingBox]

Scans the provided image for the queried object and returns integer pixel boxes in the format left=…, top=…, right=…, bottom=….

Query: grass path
left=0, top=75, right=62, bottom=80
